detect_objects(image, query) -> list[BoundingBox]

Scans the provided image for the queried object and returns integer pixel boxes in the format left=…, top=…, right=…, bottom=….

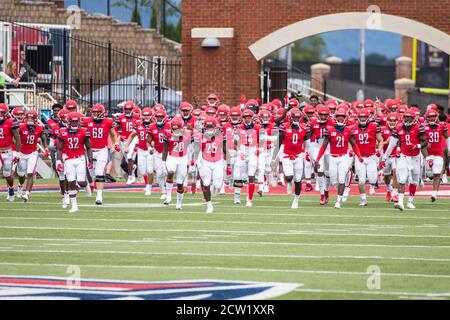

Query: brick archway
left=182, top=0, right=450, bottom=105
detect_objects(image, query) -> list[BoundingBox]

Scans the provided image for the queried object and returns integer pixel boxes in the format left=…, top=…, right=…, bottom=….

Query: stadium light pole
left=107, top=0, right=111, bottom=16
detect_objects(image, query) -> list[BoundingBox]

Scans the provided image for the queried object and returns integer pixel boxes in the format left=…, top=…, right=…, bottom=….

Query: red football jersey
left=221, top=122, right=238, bottom=151
left=133, top=120, right=151, bottom=151
left=165, top=130, right=192, bottom=157
left=423, top=122, right=447, bottom=157
left=310, top=118, right=334, bottom=143
left=19, top=123, right=44, bottom=154
left=353, top=122, right=380, bottom=157
left=199, top=132, right=224, bottom=162
left=83, top=117, right=114, bottom=150
left=0, top=118, right=19, bottom=149
left=59, top=127, right=90, bottom=160
left=393, top=123, right=425, bottom=156
left=182, top=116, right=197, bottom=130
left=117, top=114, right=139, bottom=141
left=324, top=125, right=355, bottom=155
left=236, top=124, right=260, bottom=149
left=260, top=123, right=276, bottom=150
left=148, top=122, right=171, bottom=153
left=282, top=123, right=310, bottom=157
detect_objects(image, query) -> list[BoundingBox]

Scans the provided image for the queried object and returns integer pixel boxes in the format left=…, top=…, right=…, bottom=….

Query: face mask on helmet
left=156, top=116, right=165, bottom=125
left=318, top=114, right=329, bottom=124
left=427, top=115, right=437, bottom=125
left=388, top=119, right=397, bottom=129
left=26, top=116, right=36, bottom=126
left=142, top=114, right=152, bottom=123
left=181, top=109, right=191, bottom=119
left=69, top=120, right=80, bottom=130
left=243, top=116, right=252, bottom=126
left=205, top=125, right=215, bottom=136
left=403, top=116, right=414, bottom=127
left=261, top=115, right=270, bottom=125
left=0, top=111, right=7, bottom=122
left=358, top=115, right=368, bottom=126
left=124, top=107, right=133, bottom=116
left=230, top=115, right=240, bottom=124
left=291, top=115, right=301, bottom=126
left=335, top=115, right=346, bottom=127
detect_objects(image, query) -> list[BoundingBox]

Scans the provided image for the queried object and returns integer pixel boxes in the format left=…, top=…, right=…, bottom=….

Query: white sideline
left=293, top=288, right=450, bottom=298
left=1, top=237, right=450, bottom=249
left=0, top=262, right=449, bottom=279
left=0, top=248, right=449, bottom=262
left=1, top=225, right=450, bottom=238
left=0, top=216, right=447, bottom=229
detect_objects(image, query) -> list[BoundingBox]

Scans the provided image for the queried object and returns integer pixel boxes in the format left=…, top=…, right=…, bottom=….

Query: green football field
left=0, top=188, right=449, bottom=300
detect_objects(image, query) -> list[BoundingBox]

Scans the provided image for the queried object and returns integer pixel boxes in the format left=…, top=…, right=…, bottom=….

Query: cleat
left=406, top=202, right=416, bottom=209
left=342, top=187, right=350, bottom=202
left=163, top=199, right=171, bottom=205
left=291, top=199, right=299, bottom=209
left=85, top=185, right=92, bottom=197
left=144, top=185, right=152, bottom=196
left=385, top=192, right=392, bottom=202
left=126, top=176, right=136, bottom=185
left=246, top=200, right=253, bottom=207
left=334, top=201, right=341, bottom=209
left=359, top=199, right=368, bottom=207
left=392, top=195, right=398, bottom=203
left=234, top=199, right=241, bottom=205
left=69, top=207, right=79, bottom=213
left=175, top=203, right=182, bottom=210
left=21, top=192, right=29, bottom=203
left=320, top=194, right=326, bottom=205
left=441, top=175, right=448, bottom=184
left=16, top=186, right=23, bottom=198
left=369, top=186, right=376, bottom=195
left=257, top=189, right=263, bottom=197
left=394, top=203, right=404, bottom=211
left=431, top=196, right=436, bottom=202
left=160, top=193, right=167, bottom=200
left=62, top=194, right=70, bottom=209
left=206, top=203, right=214, bottom=214
left=95, top=200, right=103, bottom=205
left=305, top=183, right=313, bottom=192
left=7, top=195, right=14, bottom=202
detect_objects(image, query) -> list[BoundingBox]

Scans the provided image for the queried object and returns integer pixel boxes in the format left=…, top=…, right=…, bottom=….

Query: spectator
left=18, top=50, right=37, bottom=83
left=310, top=95, right=319, bottom=106
left=0, top=62, right=20, bottom=103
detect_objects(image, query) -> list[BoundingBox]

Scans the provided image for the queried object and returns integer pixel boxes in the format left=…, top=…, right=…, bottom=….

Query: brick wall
left=182, top=0, right=450, bottom=104
left=0, top=0, right=181, bottom=61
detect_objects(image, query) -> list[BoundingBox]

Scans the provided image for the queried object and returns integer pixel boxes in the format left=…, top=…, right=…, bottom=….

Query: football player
left=0, top=103, right=21, bottom=201
left=381, top=109, right=429, bottom=210
left=57, top=112, right=93, bottom=213
left=380, top=113, right=400, bottom=202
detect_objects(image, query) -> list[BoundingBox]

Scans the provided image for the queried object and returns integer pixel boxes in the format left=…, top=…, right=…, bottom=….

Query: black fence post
left=157, top=57, right=162, bottom=104
left=108, top=42, right=112, bottom=113
left=89, top=77, right=93, bottom=107
left=62, top=29, right=67, bottom=103
left=323, top=77, right=327, bottom=102
left=263, top=70, right=269, bottom=103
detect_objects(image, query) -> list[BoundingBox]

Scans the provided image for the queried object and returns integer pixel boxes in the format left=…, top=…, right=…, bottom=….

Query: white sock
left=176, top=192, right=184, bottom=201
left=398, top=193, right=404, bottom=206
left=337, top=195, right=342, bottom=202
left=166, top=182, right=173, bottom=193
left=386, top=184, right=393, bottom=192
left=360, top=193, right=367, bottom=201
left=207, top=201, right=212, bottom=206
left=408, top=196, right=414, bottom=203
left=318, top=176, right=324, bottom=194
left=96, top=190, right=103, bottom=200
left=294, top=195, right=299, bottom=201
left=392, top=188, right=398, bottom=196
left=432, top=190, right=437, bottom=198
left=325, top=177, right=330, bottom=191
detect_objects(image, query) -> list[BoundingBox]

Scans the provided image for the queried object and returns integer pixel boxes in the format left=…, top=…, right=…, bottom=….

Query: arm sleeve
left=382, top=137, right=399, bottom=160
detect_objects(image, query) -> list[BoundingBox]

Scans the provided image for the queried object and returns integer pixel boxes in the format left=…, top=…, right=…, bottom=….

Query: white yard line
left=0, top=216, right=446, bottom=229
left=1, top=225, right=450, bottom=239
left=293, top=288, right=450, bottom=298
left=0, top=248, right=448, bottom=262
left=0, top=262, right=449, bottom=279
left=1, top=237, right=449, bottom=249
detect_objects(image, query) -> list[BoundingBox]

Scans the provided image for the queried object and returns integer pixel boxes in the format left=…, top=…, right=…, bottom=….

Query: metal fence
left=0, top=19, right=182, bottom=115
left=325, top=77, right=395, bottom=102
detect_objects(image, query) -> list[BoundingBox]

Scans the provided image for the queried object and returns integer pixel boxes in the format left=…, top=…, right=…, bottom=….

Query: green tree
left=291, top=35, right=327, bottom=61
left=113, top=0, right=142, bottom=26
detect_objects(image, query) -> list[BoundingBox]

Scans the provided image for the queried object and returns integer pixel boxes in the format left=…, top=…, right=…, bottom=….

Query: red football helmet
left=154, top=103, right=166, bottom=112
left=171, top=116, right=184, bottom=135
left=12, top=107, right=25, bottom=122
left=58, top=109, right=70, bottom=124
left=25, top=110, right=38, bottom=126
left=317, top=104, right=330, bottom=124
left=132, top=106, right=141, bottom=117
left=141, top=107, right=153, bottom=122
left=91, top=103, right=105, bottom=120
left=364, top=99, right=374, bottom=108
left=288, top=98, right=299, bottom=109
left=205, top=106, right=216, bottom=117
left=206, top=94, right=219, bottom=107
left=154, top=109, right=167, bottom=125
left=335, top=107, right=348, bottom=127
left=403, top=109, right=416, bottom=127
left=289, top=107, right=302, bottom=126
left=271, top=99, right=282, bottom=110
left=303, top=105, right=315, bottom=119
left=204, top=116, right=217, bottom=135
left=357, top=108, right=370, bottom=126
left=410, top=107, right=421, bottom=119
left=67, top=112, right=81, bottom=130
left=179, top=102, right=193, bottom=119
left=192, top=109, right=203, bottom=117
left=426, top=104, right=438, bottom=112
left=0, top=103, right=8, bottom=121
left=229, top=106, right=242, bottom=125
left=217, top=104, right=230, bottom=121
left=386, top=112, right=398, bottom=129
left=328, top=102, right=337, bottom=114
left=123, top=101, right=134, bottom=116
left=425, top=109, right=439, bottom=125
left=258, top=109, right=271, bottom=125
left=65, top=100, right=78, bottom=112
left=242, top=109, right=254, bottom=125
